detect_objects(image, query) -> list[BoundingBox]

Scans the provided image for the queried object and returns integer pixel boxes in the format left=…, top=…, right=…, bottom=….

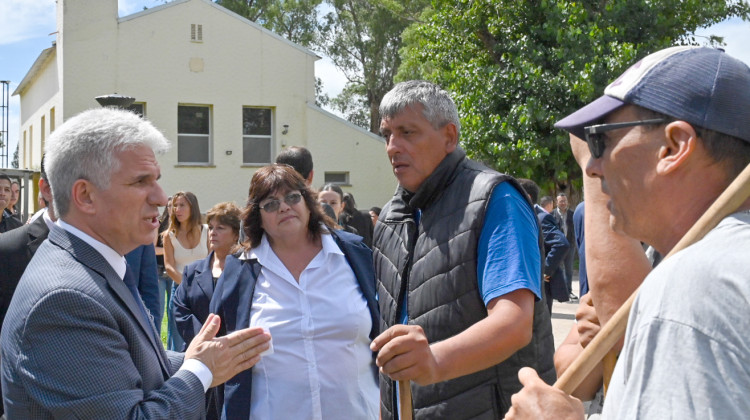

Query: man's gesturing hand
left=185, top=313, right=271, bottom=387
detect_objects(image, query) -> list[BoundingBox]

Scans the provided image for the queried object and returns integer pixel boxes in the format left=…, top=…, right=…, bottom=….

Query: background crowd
left=1, top=45, right=748, bottom=420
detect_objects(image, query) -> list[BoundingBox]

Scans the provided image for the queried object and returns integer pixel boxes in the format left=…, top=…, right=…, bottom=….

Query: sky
left=1, top=0, right=749, bottom=167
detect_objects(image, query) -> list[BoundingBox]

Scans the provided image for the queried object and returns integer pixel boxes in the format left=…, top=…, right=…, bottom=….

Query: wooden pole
left=555, top=162, right=750, bottom=394
left=399, top=380, right=413, bottom=420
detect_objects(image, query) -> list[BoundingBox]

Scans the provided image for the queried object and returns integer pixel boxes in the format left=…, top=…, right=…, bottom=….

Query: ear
left=443, top=123, right=458, bottom=153
left=70, top=179, right=98, bottom=216
left=38, top=178, right=52, bottom=203
left=656, top=121, right=697, bottom=175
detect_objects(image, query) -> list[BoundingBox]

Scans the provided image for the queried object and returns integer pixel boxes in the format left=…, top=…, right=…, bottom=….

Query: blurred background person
left=319, top=183, right=357, bottom=233
left=341, top=192, right=374, bottom=247
left=369, top=206, right=381, bottom=226
left=173, top=201, right=241, bottom=420
left=518, top=179, right=570, bottom=312
left=0, top=175, right=22, bottom=234
left=154, top=196, right=172, bottom=335
left=27, top=192, right=47, bottom=224
left=275, top=146, right=314, bottom=186
left=9, top=179, right=20, bottom=219
left=553, top=192, right=577, bottom=300
left=211, top=164, right=379, bottom=419
left=163, top=191, right=208, bottom=350
left=174, top=201, right=241, bottom=348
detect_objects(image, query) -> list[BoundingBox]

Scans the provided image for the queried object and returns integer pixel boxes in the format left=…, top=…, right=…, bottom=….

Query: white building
left=13, top=0, right=395, bottom=215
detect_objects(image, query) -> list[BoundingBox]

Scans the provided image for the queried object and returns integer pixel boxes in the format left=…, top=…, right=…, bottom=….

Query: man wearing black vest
left=370, top=80, right=555, bottom=419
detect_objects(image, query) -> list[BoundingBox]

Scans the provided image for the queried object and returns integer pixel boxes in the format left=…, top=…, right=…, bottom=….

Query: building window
left=126, top=103, right=145, bottom=117
left=324, top=172, right=350, bottom=185
left=23, top=131, right=27, bottom=168
left=49, top=107, right=55, bottom=132
left=242, top=107, right=272, bottom=165
left=178, top=105, right=211, bottom=164
left=191, top=24, right=203, bottom=42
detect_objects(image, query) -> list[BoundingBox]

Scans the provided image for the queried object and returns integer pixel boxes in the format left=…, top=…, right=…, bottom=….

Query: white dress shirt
left=56, top=219, right=213, bottom=392
left=246, top=231, right=379, bottom=420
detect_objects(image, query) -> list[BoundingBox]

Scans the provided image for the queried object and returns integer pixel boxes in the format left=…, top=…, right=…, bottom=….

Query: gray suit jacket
left=1, top=225, right=207, bottom=419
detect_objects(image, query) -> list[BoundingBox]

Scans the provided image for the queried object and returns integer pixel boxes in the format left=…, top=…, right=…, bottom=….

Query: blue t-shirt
left=400, top=181, right=541, bottom=324
left=395, top=181, right=542, bottom=417
left=477, top=181, right=542, bottom=304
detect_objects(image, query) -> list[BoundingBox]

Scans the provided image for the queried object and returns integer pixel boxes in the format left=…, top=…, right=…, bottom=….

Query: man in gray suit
left=1, top=108, right=270, bottom=419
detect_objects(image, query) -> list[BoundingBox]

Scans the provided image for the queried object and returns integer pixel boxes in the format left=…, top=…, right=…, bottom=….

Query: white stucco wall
left=17, top=48, right=61, bottom=173
left=306, top=105, right=396, bottom=210
left=18, top=0, right=395, bottom=214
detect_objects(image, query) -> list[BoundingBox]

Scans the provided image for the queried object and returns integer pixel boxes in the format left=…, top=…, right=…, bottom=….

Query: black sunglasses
left=259, top=191, right=303, bottom=213
left=583, top=118, right=666, bottom=158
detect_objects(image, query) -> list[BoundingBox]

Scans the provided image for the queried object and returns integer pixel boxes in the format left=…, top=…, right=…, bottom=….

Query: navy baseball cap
left=555, top=46, right=750, bottom=143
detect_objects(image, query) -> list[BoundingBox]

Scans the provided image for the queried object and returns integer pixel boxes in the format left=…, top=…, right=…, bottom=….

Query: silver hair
left=45, top=108, right=170, bottom=217
left=379, top=80, right=461, bottom=137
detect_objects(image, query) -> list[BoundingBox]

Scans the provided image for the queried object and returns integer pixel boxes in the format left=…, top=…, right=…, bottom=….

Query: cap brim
left=554, top=95, right=626, bottom=140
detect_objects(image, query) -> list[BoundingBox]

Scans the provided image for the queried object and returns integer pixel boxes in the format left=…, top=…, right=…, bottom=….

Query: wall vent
left=191, top=24, right=203, bottom=42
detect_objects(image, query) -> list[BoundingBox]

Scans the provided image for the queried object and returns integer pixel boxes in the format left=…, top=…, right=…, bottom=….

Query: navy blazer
left=535, top=206, right=570, bottom=302
left=1, top=225, right=205, bottom=419
left=173, top=251, right=217, bottom=350
left=209, top=229, right=379, bottom=420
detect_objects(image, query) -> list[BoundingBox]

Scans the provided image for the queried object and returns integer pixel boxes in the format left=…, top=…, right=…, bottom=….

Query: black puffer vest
left=373, top=148, right=556, bottom=419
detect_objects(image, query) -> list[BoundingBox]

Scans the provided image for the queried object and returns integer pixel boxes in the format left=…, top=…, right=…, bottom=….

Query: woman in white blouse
left=211, top=164, right=379, bottom=420
left=162, top=191, right=208, bottom=350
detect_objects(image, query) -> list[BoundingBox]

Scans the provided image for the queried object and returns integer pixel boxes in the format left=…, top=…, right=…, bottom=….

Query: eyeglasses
left=583, top=118, right=666, bottom=158
left=258, top=191, right=303, bottom=213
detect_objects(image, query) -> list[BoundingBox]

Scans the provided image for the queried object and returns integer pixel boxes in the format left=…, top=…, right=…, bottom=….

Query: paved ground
left=550, top=279, right=581, bottom=350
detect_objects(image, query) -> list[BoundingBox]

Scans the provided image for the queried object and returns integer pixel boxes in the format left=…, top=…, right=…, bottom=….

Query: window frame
left=177, top=104, right=212, bottom=166
left=241, top=106, right=274, bottom=166
left=324, top=171, right=350, bottom=186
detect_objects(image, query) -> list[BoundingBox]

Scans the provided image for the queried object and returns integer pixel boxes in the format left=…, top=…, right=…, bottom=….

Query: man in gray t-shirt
left=505, top=46, right=750, bottom=419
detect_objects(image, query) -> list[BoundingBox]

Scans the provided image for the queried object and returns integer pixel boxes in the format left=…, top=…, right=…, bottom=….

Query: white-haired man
left=1, top=108, right=270, bottom=419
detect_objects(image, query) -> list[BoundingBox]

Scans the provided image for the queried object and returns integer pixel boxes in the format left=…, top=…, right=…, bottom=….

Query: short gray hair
left=45, top=108, right=170, bottom=217
left=379, top=80, right=461, bottom=137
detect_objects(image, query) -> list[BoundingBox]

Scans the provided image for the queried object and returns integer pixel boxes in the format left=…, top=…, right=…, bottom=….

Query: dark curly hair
left=243, top=164, right=336, bottom=248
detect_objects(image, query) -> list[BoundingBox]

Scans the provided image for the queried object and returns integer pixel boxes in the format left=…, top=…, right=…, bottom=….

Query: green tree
left=318, top=0, right=429, bottom=133
left=12, top=143, right=19, bottom=169
left=216, top=0, right=321, bottom=47
left=398, top=0, right=750, bottom=192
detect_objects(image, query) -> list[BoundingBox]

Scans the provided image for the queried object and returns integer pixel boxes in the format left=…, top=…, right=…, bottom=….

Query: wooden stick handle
left=399, top=380, right=413, bottom=420
left=601, top=350, right=617, bottom=395
left=555, top=162, right=750, bottom=394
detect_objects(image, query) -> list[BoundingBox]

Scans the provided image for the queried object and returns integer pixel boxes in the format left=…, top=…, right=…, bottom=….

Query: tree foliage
left=318, top=0, right=429, bottom=132
left=398, top=0, right=750, bottom=192
left=216, top=0, right=321, bottom=47
left=12, top=143, right=19, bottom=169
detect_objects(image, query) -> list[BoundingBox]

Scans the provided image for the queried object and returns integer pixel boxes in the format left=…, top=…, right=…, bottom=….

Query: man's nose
left=585, top=156, right=603, bottom=179
left=151, top=183, right=168, bottom=207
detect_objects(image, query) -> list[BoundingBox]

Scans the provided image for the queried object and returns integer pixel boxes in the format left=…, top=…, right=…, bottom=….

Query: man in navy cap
left=505, top=46, right=750, bottom=419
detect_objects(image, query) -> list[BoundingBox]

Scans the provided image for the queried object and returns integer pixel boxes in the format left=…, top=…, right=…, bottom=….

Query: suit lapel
left=110, top=265, right=171, bottom=377
left=195, top=251, right=215, bottom=302
left=210, top=254, right=259, bottom=333
left=26, top=215, right=50, bottom=254
left=49, top=226, right=172, bottom=378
